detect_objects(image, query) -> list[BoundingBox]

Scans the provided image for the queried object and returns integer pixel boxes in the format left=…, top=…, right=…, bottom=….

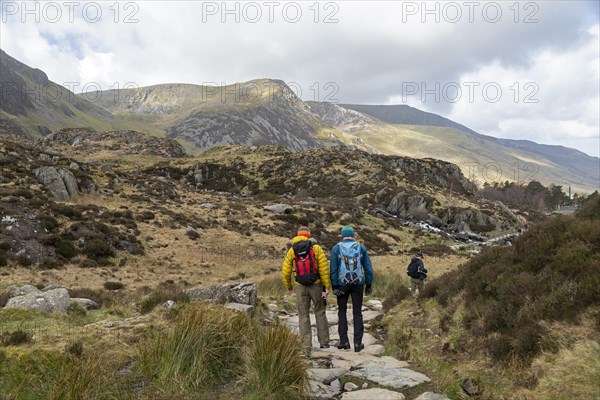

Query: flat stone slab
left=414, top=392, right=450, bottom=400
left=307, top=367, right=348, bottom=384
left=347, top=357, right=429, bottom=389
left=341, top=388, right=405, bottom=400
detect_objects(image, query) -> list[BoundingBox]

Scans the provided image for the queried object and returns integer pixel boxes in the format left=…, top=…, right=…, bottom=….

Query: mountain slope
left=86, top=80, right=328, bottom=151
left=337, top=104, right=599, bottom=192
left=0, top=50, right=161, bottom=136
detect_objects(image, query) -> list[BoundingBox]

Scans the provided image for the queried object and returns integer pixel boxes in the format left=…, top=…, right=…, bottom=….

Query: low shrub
left=382, top=284, right=412, bottom=312
left=39, top=258, right=62, bottom=270
left=103, top=281, right=124, bottom=291
left=65, top=340, right=84, bottom=357
left=16, top=256, right=32, bottom=266
left=139, top=282, right=189, bottom=314
left=1, top=329, right=32, bottom=346
left=82, top=239, right=115, bottom=259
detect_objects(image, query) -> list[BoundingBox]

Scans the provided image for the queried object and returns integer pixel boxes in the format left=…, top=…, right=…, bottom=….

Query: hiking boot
left=354, top=343, right=364, bottom=352
left=337, top=342, right=350, bottom=350
left=320, top=344, right=330, bottom=349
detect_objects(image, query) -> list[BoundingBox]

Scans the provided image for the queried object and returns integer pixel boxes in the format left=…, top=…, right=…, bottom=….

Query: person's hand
left=365, top=284, right=372, bottom=296
left=332, top=286, right=345, bottom=297
left=322, top=290, right=329, bottom=300
left=287, top=287, right=293, bottom=292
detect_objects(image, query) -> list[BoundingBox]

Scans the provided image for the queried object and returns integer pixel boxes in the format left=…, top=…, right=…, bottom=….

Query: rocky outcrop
left=71, top=298, right=100, bottom=310
left=5, top=288, right=70, bottom=314
left=186, top=282, right=257, bottom=306
left=33, top=166, right=78, bottom=200
left=44, top=128, right=188, bottom=158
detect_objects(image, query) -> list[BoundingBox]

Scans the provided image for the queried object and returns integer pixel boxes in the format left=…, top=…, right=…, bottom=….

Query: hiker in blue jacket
left=330, top=225, right=374, bottom=352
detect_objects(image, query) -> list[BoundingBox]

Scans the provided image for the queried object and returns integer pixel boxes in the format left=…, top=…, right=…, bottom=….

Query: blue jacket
left=330, top=239, right=374, bottom=287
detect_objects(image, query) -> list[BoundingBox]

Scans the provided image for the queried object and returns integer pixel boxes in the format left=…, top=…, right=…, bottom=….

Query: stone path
left=279, top=299, right=449, bottom=400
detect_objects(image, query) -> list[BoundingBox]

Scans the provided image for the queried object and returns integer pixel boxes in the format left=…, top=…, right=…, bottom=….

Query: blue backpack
left=338, top=241, right=364, bottom=286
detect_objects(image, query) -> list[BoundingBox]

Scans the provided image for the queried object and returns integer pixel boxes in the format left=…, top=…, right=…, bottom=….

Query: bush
left=0, top=254, right=6, bottom=267
left=243, top=324, right=309, bottom=399
left=1, top=329, right=32, bottom=346
left=65, top=340, right=84, bottom=357
left=426, top=208, right=600, bottom=364
left=39, top=214, right=59, bottom=232
left=82, top=239, right=115, bottom=259
left=54, top=240, right=77, bottom=259
left=103, top=281, right=124, bottom=291
left=0, top=291, right=10, bottom=307
left=16, top=256, right=32, bottom=267
left=39, top=258, right=62, bottom=270
left=382, top=285, right=412, bottom=312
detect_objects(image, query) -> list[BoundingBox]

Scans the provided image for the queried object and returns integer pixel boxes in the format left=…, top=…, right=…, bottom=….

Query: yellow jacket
left=282, top=236, right=330, bottom=290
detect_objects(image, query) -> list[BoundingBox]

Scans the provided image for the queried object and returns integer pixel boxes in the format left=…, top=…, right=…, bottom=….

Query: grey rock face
left=5, top=288, right=70, bottom=314
left=70, top=298, right=100, bottom=310
left=33, top=166, right=78, bottom=200
left=186, top=282, right=257, bottom=306
left=6, top=284, right=40, bottom=297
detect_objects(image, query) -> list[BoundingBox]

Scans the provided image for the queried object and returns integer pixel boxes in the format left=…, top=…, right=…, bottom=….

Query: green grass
left=137, top=303, right=255, bottom=392
left=242, top=324, right=309, bottom=400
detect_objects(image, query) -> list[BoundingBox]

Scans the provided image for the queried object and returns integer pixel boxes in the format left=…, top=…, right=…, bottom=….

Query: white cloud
left=0, top=0, right=598, bottom=156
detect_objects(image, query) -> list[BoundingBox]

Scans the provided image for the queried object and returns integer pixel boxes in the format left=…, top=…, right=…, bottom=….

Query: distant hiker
left=330, top=225, right=374, bottom=353
left=407, top=252, right=427, bottom=294
left=282, top=226, right=331, bottom=354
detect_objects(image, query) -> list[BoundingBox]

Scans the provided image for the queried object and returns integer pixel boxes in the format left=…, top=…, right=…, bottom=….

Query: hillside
left=381, top=195, right=600, bottom=399
left=0, top=50, right=158, bottom=137
left=1, top=49, right=596, bottom=192
left=335, top=104, right=600, bottom=192
left=85, top=79, right=328, bottom=152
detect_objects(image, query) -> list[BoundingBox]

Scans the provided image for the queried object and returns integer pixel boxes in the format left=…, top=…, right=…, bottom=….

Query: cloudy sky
left=1, top=0, right=599, bottom=156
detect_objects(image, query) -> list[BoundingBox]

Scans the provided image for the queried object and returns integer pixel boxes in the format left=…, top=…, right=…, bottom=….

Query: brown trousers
left=294, top=284, right=329, bottom=349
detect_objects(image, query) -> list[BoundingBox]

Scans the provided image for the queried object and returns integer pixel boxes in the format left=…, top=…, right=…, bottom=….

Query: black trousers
left=337, top=285, right=364, bottom=345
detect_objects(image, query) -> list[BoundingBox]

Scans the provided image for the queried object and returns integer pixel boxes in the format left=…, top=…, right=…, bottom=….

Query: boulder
left=58, top=169, right=79, bottom=198
left=33, top=166, right=78, bottom=200
left=6, top=284, right=40, bottom=297
left=263, top=204, right=293, bottom=214
left=5, top=288, right=70, bottom=314
left=341, top=388, right=405, bottom=400
left=344, top=382, right=359, bottom=392
left=162, top=300, right=176, bottom=309
left=70, top=298, right=100, bottom=310
left=186, top=282, right=257, bottom=306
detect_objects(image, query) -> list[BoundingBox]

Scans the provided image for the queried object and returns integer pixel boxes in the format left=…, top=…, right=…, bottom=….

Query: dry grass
left=523, top=340, right=600, bottom=400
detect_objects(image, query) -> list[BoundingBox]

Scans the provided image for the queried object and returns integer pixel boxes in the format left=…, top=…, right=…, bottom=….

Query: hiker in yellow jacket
left=282, top=226, right=331, bottom=353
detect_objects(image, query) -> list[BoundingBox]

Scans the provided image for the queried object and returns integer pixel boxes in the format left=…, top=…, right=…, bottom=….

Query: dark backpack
left=407, top=258, right=421, bottom=279
left=293, top=241, right=319, bottom=286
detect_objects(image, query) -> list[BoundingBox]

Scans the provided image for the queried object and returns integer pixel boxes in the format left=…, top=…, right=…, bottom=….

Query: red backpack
left=292, top=240, right=319, bottom=286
